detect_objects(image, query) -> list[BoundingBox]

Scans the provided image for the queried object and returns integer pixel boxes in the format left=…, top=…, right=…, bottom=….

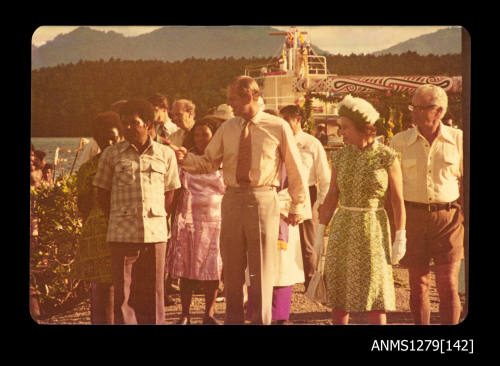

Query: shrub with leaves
left=30, top=174, right=87, bottom=316
left=375, top=106, right=404, bottom=142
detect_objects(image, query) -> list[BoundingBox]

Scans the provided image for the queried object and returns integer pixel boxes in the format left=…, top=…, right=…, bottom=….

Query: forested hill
left=31, top=26, right=328, bottom=70
left=31, top=53, right=461, bottom=137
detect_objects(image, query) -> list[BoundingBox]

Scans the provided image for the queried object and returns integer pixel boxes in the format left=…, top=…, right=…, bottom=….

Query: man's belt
left=404, top=200, right=459, bottom=212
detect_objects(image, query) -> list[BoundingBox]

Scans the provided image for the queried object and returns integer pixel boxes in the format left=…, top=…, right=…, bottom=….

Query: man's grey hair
left=172, top=99, right=196, bottom=115
left=414, top=84, right=448, bottom=119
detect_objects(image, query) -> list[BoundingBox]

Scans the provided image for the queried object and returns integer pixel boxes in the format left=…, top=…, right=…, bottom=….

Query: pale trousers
left=109, top=242, right=166, bottom=325
left=220, top=186, right=280, bottom=325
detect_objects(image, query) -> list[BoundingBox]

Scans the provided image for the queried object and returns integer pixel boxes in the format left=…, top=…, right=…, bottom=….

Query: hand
left=173, top=146, right=187, bottom=162
left=391, top=229, right=407, bottom=265
left=311, top=199, right=320, bottom=223
left=287, top=213, right=302, bottom=226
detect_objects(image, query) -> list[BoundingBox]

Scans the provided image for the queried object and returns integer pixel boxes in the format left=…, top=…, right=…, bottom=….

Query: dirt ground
left=35, top=265, right=466, bottom=325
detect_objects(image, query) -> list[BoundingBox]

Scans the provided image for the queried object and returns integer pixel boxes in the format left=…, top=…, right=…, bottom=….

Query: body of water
left=31, top=137, right=90, bottom=176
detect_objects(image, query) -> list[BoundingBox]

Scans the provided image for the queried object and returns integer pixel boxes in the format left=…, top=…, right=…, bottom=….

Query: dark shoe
left=176, top=316, right=191, bottom=325
left=202, top=316, right=222, bottom=325
left=164, top=295, right=175, bottom=306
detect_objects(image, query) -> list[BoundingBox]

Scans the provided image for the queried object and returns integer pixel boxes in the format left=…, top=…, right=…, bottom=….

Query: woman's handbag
left=305, top=224, right=327, bottom=304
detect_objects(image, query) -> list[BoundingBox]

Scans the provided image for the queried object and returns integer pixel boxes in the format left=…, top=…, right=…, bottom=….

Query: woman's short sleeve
left=379, top=145, right=400, bottom=170
left=329, top=147, right=344, bottom=170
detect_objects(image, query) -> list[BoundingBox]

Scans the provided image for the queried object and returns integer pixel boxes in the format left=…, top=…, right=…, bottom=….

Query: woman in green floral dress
left=72, top=111, right=122, bottom=324
left=318, top=95, right=407, bottom=325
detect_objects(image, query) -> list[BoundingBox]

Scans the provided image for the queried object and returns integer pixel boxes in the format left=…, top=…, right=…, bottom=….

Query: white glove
left=313, top=224, right=326, bottom=258
left=391, top=229, right=407, bottom=265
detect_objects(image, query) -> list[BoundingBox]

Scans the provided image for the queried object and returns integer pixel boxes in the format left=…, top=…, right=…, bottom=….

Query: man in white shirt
left=390, top=84, right=464, bottom=325
left=280, top=105, right=331, bottom=291
left=174, top=76, right=306, bottom=324
left=148, top=93, right=179, bottom=144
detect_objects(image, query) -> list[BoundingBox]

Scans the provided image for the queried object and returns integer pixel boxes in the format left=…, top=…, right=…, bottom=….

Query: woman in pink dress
left=166, top=116, right=225, bottom=325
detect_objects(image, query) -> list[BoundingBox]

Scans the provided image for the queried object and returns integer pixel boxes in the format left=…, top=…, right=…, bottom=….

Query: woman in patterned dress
left=318, top=95, right=407, bottom=325
left=73, top=111, right=122, bottom=324
left=165, top=116, right=225, bottom=325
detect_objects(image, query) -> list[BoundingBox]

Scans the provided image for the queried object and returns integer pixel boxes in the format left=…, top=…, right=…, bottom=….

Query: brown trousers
left=109, top=242, right=166, bottom=325
left=220, top=187, right=280, bottom=325
left=298, top=185, right=318, bottom=290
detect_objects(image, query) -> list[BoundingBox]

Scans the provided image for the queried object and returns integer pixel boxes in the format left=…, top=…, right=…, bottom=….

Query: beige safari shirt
left=93, top=138, right=181, bottom=243
left=181, top=111, right=307, bottom=214
left=390, top=123, right=463, bottom=204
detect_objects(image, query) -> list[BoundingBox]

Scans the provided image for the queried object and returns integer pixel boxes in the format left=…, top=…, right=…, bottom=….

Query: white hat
left=338, top=95, right=379, bottom=125
left=214, top=104, right=234, bottom=120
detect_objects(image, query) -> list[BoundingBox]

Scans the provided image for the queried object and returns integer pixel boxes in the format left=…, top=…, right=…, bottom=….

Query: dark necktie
left=236, top=119, right=252, bottom=186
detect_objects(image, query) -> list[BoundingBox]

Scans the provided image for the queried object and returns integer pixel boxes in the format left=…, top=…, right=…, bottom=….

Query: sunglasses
left=408, top=104, right=438, bottom=112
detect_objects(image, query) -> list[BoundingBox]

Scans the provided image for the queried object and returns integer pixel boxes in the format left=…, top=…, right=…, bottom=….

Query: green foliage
left=375, top=107, right=404, bottom=142
left=30, top=174, right=86, bottom=315
left=31, top=53, right=462, bottom=137
left=302, top=94, right=315, bottom=134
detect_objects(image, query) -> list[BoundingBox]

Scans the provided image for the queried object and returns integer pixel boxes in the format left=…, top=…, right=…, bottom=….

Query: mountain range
left=31, top=26, right=462, bottom=70
left=373, top=27, right=461, bottom=56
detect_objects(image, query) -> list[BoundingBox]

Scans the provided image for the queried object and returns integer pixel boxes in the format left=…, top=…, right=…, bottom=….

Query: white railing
left=307, top=55, right=328, bottom=75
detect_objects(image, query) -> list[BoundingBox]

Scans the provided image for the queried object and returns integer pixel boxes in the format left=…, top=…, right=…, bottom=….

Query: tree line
left=31, top=52, right=462, bottom=137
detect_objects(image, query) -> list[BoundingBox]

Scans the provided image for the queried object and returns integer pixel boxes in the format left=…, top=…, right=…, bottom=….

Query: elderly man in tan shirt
left=390, top=84, right=464, bottom=325
left=175, top=76, right=307, bottom=324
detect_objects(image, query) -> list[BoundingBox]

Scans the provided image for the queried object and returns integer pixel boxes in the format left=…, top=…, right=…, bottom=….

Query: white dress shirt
left=79, top=138, right=101, bottom=165
left=158, top=118, right=179, bottom=138
left=294, top=130, right=331, bottom=205
left=181, top=111, right=307, bottom=214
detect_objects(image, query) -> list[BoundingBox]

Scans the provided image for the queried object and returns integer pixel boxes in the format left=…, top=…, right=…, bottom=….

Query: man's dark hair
left=148, top=93, right=169, bottom=109
left=279, top=105, right=302, bottom=120
left=91, top=111, right=123, bottom=140
left=120, top=99, right=155, bottom=128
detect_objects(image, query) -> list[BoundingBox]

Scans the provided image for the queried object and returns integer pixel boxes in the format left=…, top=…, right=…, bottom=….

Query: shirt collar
left=241, top=110, right=264, bottom=124
left=118, top=136, right=155, bottom=154
left=408, top=122, right=455, bottom=146
left=407, top=126, right=420, bottom=146
left=438, top=123, right=456, bottom=144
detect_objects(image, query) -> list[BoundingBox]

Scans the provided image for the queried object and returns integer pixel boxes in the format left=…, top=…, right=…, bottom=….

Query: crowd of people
left=31, top=75, right=465, bottom=326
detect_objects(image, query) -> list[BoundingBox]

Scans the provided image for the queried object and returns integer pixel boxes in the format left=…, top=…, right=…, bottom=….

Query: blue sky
left=32, top=25, right=456, bottom=55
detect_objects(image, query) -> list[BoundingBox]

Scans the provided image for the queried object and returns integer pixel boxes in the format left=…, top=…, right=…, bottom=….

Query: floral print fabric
left=324, top=142, right=398, bottom=312
left=166, top=168, right=226, bottom=281
left=73, top=155, right=112, bottom=283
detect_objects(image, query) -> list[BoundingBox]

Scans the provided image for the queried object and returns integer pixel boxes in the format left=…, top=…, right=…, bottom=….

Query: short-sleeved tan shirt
left=390, top=123, right=463, bottom=204
left=93, top=138, right=181, bottom=243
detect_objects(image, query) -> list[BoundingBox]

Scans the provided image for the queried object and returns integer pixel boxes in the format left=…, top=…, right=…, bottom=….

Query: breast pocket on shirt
left=115, top=161, right=134, bottom=185
left=442, top=145, right=461, bottom=177
left=401, top=158, right=418, bottom=180
left=149, top=161, right=166, bottom=185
